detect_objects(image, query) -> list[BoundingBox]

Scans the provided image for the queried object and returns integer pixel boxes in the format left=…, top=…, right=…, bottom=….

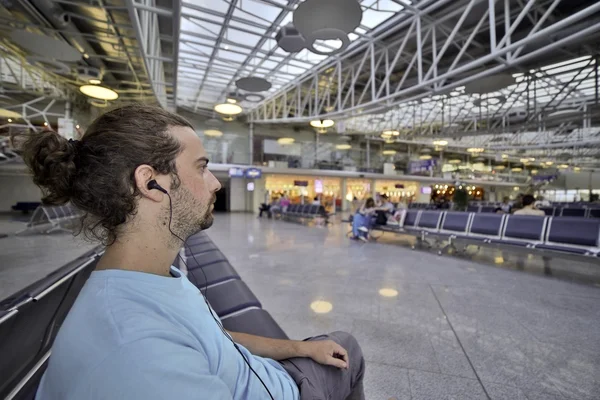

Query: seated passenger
left=351, top=197, right=376, bottom=242
left=23, top=105, right=365, bottom=400
left=374, top=194, right=394, bottom=225
left=514, top=194, right=545, bottom=216
left=312, top=196, right=321, bottom=206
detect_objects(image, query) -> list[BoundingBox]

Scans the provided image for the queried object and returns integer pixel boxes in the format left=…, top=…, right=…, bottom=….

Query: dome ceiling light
left=382, top=130, right=400, bottom=136
left=448, top=159, right=462, bottom=164
left=293, top=0, right=362, bottom=56
left=467, top=147, right=485, bottom=153
left=214, top=102, right=243, bottom=115
left=316, top=127, right=328, bottom=134
left=419, top=154, right=432, bottom=160
left=235, top=77, right=271, bottom=92
left=432, top=140, right=448, bottom=146
left=382, top=149, right=397, bottom=155
left=79, top=85, right=119, bottom=100
left=511, top=167, right=523, bottom=172
left=0, top=109, right=22, bottom=119
left=277, top=137, right=295, bottom=145
left=203, top=129, right=223, bottom=137
left=310, top=119, right=335, bottom=128
left=243, top=93, right=265, bottom=102
left=10, top=29, right=81, bottom=62
left=222, top=116, right=235, bottom=122
left=89, top=99, right=108, bottom=108
left=336, top=144, right=351, bottom=150
left=494, top=165, right=506, bottom=170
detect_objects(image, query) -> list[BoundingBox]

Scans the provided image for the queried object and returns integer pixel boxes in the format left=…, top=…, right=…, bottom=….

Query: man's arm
left=227, top=331, right=348, bottom=369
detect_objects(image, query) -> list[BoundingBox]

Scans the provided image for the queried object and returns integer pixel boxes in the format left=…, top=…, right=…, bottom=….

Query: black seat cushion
left=467, top=206, right=480, bottom=212
left=441, top=212, right=470, bottom=233
left=480, top=206, right=495, bottom=213
left=561, top=208, right=586, bottom=217
left=404, top=210, right=420, bottom=227
left=539, top=207, right=555, bottom=216
left=185, top=242, right=217, bottom=256
left=589, top=208, right=600, bottom=219
left=470, top=214, right=504, bottom=236
left=203, top=280, right=261, bottom=318
left=185, top=250, right=228, bottom=269
left=418, top=211, right=442, bottom=229
left=222, top=309, right=288, bottom=340
left=546, top=217, right=600, bottom=247
left=504, top=215, right=546, bottom=241
left=186, top=261, right=239, bottom=288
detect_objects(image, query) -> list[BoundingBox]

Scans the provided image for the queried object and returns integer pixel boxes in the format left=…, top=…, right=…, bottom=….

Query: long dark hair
left=365, top=197, right=375, bottom=208
left=20, top=104, right=193, bottom=245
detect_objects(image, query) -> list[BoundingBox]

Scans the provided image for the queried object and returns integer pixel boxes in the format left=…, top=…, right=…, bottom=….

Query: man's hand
left=300, top=340, right=349, bottom=369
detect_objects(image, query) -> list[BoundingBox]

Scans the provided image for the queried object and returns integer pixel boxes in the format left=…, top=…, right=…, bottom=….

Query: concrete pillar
left=249, top=122, right=254, bottom=166
left=341, top=178, right=348, bottom=211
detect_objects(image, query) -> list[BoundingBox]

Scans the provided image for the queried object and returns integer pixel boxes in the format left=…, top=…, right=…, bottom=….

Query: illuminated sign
left=228, top=168, right=245, bottom=178
left=245, top=168, right=262, bottom=179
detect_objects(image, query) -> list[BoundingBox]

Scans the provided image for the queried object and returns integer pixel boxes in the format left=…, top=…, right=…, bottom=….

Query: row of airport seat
left=0, top=231, right=287, bottom=399
left=375, top=210, right=600, bottom=259
left=466, top=204, right=600, bottom=218
left=0, top=246, right=104, bottom=400
left=175, top=231, right=288, bottom=339
left=273, top=203, right=328, bottom=223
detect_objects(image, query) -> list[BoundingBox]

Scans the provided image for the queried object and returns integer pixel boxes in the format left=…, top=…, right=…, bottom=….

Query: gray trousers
left=280, top=331, right=365, bottom=400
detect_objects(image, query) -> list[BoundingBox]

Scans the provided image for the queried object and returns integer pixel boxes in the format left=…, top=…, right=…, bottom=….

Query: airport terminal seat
left=222, top=309, right=289, bottom=340
left=416, top=210, right=443, bottom=231
left=535, top=217, right=600, bottom=255
left=0, top=249, right=101, bottom=400
left=467, top=205, right=480, bottom=213
left=480, top=206, right=496, bottom=213
left=202, top=280, right=262, bottom=318
left=539, top=207, right=555, bottom=216
left=467, top=213, right=505, bottom=242
left=560, top=208, right=586, bottom=217
left=402, top=210, right=421, bottom=231
left=437, top=212, right=472, bottom=238
left=185, top=249, right=228, bottom=269
left=186, top=261, right=240, bottom=288
left=589, top=208, right=600, bottom=219
left=185, top=241, right=217, bottom=256
left=491, top=215, right=547, bottom=247
left=11, top=202, right=41, bottom=214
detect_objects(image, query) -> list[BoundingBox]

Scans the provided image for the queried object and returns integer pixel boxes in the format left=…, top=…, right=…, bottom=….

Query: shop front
left=374, top=180, right=418, bottom=204
left=264, top=175, right=341, bottom=213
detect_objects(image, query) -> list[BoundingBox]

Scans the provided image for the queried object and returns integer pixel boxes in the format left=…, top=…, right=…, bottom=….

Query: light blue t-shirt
left=36, top=267, right=299, bottom=400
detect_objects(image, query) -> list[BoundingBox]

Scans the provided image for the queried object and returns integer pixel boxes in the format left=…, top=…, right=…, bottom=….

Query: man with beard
left=24, top=105, right=364, bottom=400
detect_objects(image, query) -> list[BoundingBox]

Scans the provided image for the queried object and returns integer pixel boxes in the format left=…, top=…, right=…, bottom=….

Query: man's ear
left=134, top=164, right=163, bottom=202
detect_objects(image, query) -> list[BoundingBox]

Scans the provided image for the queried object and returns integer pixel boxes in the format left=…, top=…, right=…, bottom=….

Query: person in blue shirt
left=22, top=105, right=365, bottom=400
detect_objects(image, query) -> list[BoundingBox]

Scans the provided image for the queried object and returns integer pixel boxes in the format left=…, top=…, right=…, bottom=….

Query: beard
left=161, top=184, right=215, bottom=247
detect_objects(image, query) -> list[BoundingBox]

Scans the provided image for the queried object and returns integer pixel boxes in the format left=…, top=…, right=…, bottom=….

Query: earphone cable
left=165, top=192, right=275, bottom=400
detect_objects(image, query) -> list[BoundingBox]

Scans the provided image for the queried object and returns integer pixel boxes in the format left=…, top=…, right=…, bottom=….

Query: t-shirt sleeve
left=71, top=335, right=233, bottom=400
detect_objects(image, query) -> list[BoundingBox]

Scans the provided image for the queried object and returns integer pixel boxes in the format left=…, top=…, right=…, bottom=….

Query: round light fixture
left=558, top=164, right=569, bottom=169
left=316, top=127, right=328, bottom=134
left=419, top=154, right=432, bottom=160
left=467, top=147, right=484, bottom=153
left=574, top=167, right=581, bottom=172
left=545, top=161, right=554, bottom=166
left=520, top=158, right=530, bottom=163
left=511, top=167, right=523, bottom=172
left=235, top=77, right=271, bottom=92
left=222, top=116, right=234, bottom=122
left=0, top=109, right=22, bottom=119
left=79, top=85, right=119, bottom=100
left=494, top=165, right=506, bottom=170
left=382, top=150, right=397, bottom=155
left=448, top=159, right=462, bottom=164
left=310, top=119, right=334, bottom=128
left=214, top=103, right=243, bottom=115
left=531, top=169, right=538, bottom=175
left=88, top=78, right=101, bottom=85
left=336, top=144, right=351, bottom=150
left=432, top=140, right=448, bottom=146
left=203, top=129, right=223, bottom=137
left=378, top=288, right=398, bottom=297
left=502, top=154, right=509, bottom=159
left=382, top=130, right=400, bottom=136
left=7, top=118, right=12, bottom=123
left=384, top=139, right=395, bottom=144
left=243, top=93, right=265, bottom=102
left=226, top=98, right=237, bottom=104
left=277, top=137, right=295, bottom=145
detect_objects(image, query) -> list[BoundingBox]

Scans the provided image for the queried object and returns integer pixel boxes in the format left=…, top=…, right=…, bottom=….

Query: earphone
left=147, top=179, right=275, bottom=400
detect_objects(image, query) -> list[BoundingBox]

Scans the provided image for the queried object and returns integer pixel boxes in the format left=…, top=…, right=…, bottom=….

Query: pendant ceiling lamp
left=448, top=159, right=461, bottom=164
left=203, top=129, right=223, bottom=137
left=336, top=144, right=351, bottom=150
left=432, top=140, right=448, bottom=146
left=277, top=137, right=295, bottom=145
left=310, top=119, right=335, bottom=128
left=382, top=149, right=396, bottom=156
left=419, top=154, right=432, bottom=160
left=0, top=109, right=22, bottom=119
left=467, top=147, right=484, bottom=153
left=382, top=130, right=400, bottom=136
left=293, top=0, right=362, bottom=56
left=214, top=102, right=243, bottom=115
left=79, top=85, right=119, bottom=100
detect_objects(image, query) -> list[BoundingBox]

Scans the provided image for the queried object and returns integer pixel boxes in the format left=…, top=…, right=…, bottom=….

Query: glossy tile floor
left=208, top=214, right=600, bottom=400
